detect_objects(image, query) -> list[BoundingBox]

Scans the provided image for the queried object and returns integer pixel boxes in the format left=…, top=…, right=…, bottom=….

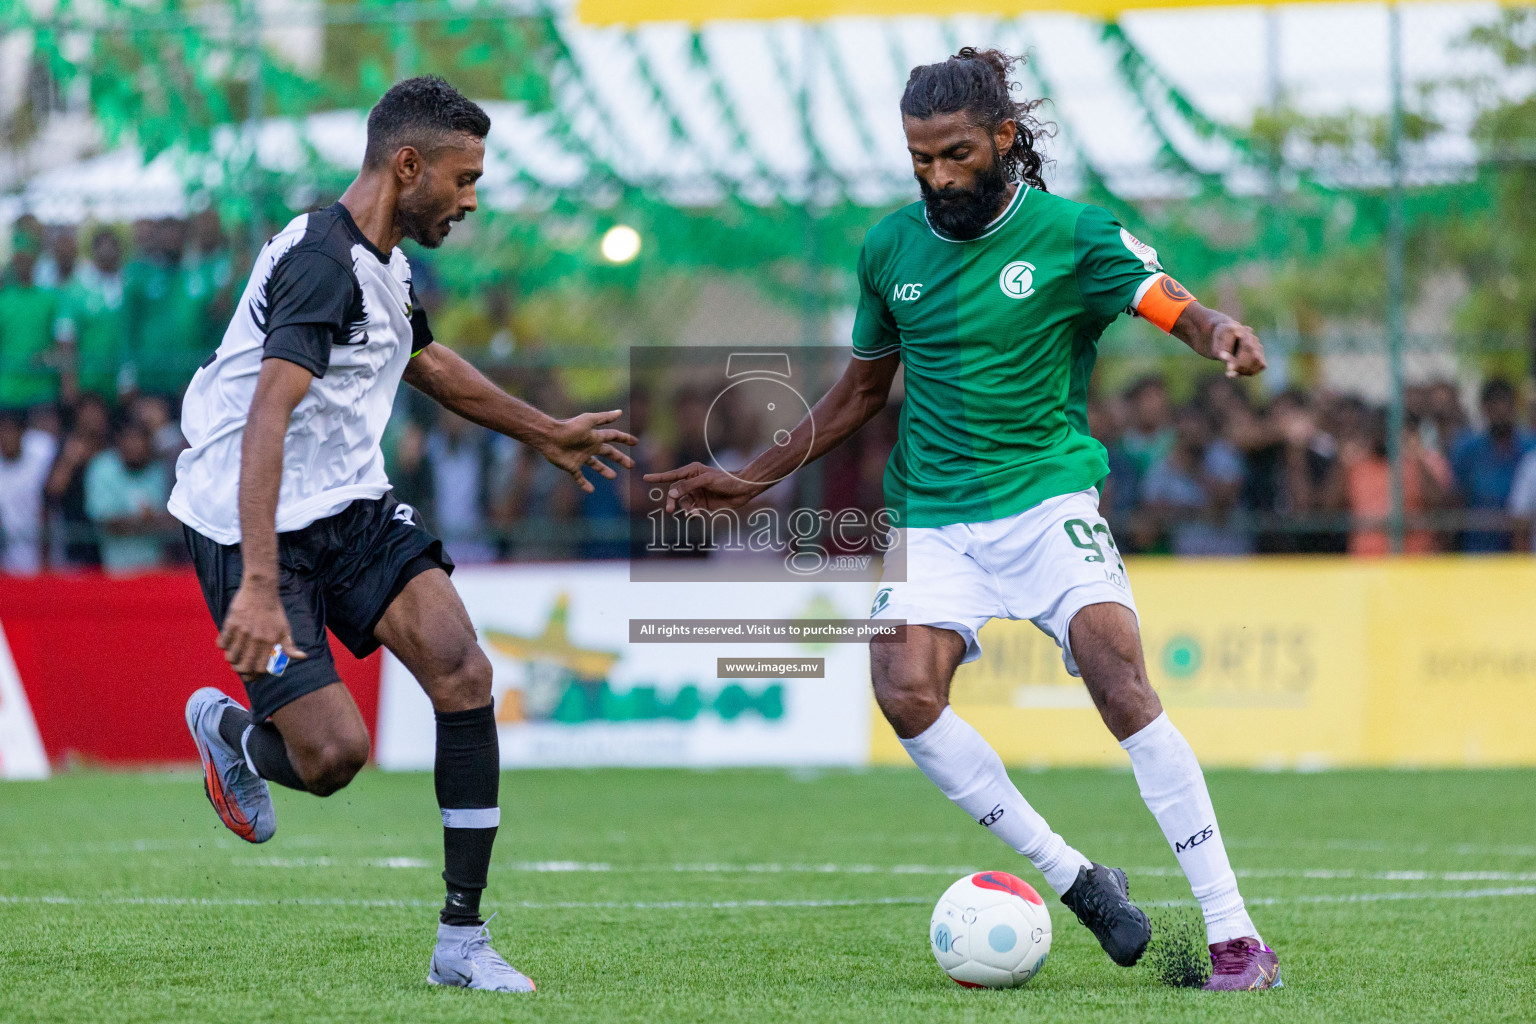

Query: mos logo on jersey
left=892, top=282, right=923, bottom=302
left=999, top=261, right=1036, bottom=299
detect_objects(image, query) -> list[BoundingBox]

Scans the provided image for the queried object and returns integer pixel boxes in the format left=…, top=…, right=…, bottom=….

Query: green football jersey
left=0, top=283, right=60, bottom=408
left=851, top=185, right=1167, bottom=528
left=55, top=269, right=128, bottom=400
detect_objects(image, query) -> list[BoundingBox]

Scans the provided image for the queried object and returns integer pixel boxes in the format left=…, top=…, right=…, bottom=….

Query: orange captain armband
left=1132, top=273, right=1196, bottom=334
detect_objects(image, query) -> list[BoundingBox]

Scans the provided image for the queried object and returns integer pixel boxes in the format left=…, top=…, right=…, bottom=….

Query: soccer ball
left=929, top=871, right=1052, bottom=988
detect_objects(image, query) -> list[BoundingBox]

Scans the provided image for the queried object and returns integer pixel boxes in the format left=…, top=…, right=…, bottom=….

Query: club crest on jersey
left=870, top=587, right=892, bottom=616
left=998, top=261, right=1036, bottom=299
left=1119, top=228, right=1161, bottom=272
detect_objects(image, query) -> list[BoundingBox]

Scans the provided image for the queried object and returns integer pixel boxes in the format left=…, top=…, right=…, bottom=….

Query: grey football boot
left=185, top=687, right=276, bottom=844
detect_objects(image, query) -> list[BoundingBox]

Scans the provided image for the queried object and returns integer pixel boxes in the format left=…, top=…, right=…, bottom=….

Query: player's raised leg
left=871, top=625, right=1151, bottom=967
left=185, top=672, right=372, bottom=833
left=1070, top=602, right=1281, bottom=990
left=185, top=687, right=282, bottom=843
left=374, top=567, right=533, bottom=994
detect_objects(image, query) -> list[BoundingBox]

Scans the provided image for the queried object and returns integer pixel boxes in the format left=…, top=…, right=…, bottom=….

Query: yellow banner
left=577, top=0, right=1466, bottom=27
left=868, top=558, right=1536, bottom=768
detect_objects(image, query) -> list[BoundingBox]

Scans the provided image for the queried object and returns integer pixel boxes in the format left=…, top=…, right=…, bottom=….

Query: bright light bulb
left=601, top=224, right=642, bottom=264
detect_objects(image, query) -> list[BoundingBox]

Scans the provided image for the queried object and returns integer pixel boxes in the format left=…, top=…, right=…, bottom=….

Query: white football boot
left=428, top=914, right=536, bottom=993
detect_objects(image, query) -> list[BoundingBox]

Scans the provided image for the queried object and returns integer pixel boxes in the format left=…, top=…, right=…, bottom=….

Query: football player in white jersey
left=175, top=76, right=635, bottom=993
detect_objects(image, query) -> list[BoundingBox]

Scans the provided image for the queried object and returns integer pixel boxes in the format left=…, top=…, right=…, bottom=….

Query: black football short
left=185, top=494, right=453, bottom=721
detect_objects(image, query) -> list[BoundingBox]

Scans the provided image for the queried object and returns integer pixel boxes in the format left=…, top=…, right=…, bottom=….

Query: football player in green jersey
left=647, top=48, right=1279, bottom=991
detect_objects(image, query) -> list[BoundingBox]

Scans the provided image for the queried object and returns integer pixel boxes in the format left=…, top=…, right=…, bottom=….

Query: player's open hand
left=1212, top=322, right=1266, bottom=378
left=219, top=584, right=307, bottom=681
left=541, top=410, right=638, bottom=493
left=642, top=463, right=764, bottom=515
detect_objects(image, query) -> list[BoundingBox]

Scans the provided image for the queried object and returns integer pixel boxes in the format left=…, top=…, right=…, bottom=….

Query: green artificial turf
left=1, top=766, right=1533, bottom=1023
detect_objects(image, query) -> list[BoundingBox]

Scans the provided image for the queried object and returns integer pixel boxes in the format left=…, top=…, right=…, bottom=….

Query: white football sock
left=1120, top=712, right=1258, bottom=945
left=900, top=706, right=1091, bottom=897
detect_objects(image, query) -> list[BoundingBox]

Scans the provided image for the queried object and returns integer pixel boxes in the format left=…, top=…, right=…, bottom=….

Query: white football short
left=870, top=488, right=1137, bottom=675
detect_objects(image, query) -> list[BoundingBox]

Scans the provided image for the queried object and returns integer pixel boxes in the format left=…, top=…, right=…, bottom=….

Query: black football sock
left=435, top=703, right=500, bottom=927
left=217, top=704, right=306, bottom=792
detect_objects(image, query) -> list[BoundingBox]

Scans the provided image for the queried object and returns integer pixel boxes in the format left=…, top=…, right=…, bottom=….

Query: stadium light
left=601, top=224, right=642, bottom=264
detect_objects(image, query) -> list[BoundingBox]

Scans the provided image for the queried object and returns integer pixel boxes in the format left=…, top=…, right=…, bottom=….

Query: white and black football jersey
left=169, top=202, right=434, bottom=545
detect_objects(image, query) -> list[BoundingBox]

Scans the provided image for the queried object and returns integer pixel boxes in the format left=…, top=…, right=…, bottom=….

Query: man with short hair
left=648, top=48, right=1280, bottom=991
left=54, top=227, right=128, bottom=399
left=1450, top=378, right=1533, bottom=552
left=0, top=242, right=60, bottom=410
left=174, top=76, right=635, bottom=992
left=85, top=418, right=174, bottom=573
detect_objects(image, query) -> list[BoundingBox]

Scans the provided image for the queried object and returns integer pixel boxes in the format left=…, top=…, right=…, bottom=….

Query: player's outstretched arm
left=644, top=351, right=900, bottom=514
left=404, top=341, right=637, bottom=493
left=1170, top=301, right=1266, bottom=379
left=223, top=357, right=314, bottom=680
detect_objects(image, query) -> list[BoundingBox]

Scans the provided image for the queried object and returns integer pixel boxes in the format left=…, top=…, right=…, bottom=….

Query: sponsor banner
left=868, top=558, right=1536, bottom=768
left=0, top=572, right=381, bottom=765
left=376, top=564, right=876, bottom=769
left=0, top=620, right=48, bottom=779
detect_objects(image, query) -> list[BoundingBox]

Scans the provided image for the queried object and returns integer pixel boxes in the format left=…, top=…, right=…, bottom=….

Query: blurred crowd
left=0, top=211, right=236, bottom=577
left=5, top=215, right=1536, bottom=575
left=1091, top=374, right=1536, bottom=557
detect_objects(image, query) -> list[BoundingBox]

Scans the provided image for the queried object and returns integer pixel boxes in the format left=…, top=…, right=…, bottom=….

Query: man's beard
left=919, top=150, right=1010, bottom=241
left=396, top=183, right=458, bottom=249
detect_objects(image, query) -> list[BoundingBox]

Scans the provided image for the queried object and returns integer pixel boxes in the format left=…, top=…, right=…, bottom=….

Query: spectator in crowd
left=1140, top=405, right=1250, bottom=556
left=7, top=210, right=1532, bottom=567
left=26, top=402, right=61, bottom=444
left=124, top=218, right=185, bottom=395
left=669, top=385, right=713, bottom=470
left=0, top=239, right=59, bottom=410
left=1422, top=379, right=1470, bottom=456
left=8, top=215, right=47, bottom=279
left=183, top=208, right=235, bottom=353
left=128, top=393, right=185, bottom=461
left=120, top=214, right=230, bottom=395
left=84, top=418, right=175, bottom=574
left=1506, top=446, right=1536, bottom=552
left=45, top=392, right=111, bottom=568
left=501, top=442, right=583, bottom=560
left=426, top=407, right=501, bottom=565
left=55, top=226, right=128, bottom=400
left=1087, top=395, right=1140, bottom=528
left=32, top=222, right=76, bottom=290
left=1345, top=410, right=1451, bottom=556
left=1119, top=374, right=1176, bottom=477
left=578, top=400, right=630, bottom=562
left=1450, top=378, right=1533, bottom=552
left=496, top=377, right=585, bottom=560
left=1241, top=388, right=1347, bottom=553
left=0, top=412, right=58, bottom=575
left=386, top=415, right=435, bottom=522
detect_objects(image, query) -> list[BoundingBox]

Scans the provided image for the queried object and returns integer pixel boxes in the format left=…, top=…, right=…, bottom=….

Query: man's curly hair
left=899, top=48, right=1055, bottom=192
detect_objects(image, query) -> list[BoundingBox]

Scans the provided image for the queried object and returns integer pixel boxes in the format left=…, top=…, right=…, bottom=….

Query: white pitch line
left=3, top=888, right=1536, bottom=912
left=229, top=858, right=1536, bottom=883
left=12, top=849, right=1536, bottom=884
left=0, top=894, right=927, bottom=911
left=6, top=835, right=1536, bottom=860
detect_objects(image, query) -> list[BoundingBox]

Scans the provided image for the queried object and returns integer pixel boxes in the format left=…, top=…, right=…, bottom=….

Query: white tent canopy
left=4, top=3, right=1493, bottom=225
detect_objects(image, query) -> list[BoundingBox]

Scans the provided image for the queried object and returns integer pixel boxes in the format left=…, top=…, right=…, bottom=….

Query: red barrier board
left=0, top=572, right=382, bottom=765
